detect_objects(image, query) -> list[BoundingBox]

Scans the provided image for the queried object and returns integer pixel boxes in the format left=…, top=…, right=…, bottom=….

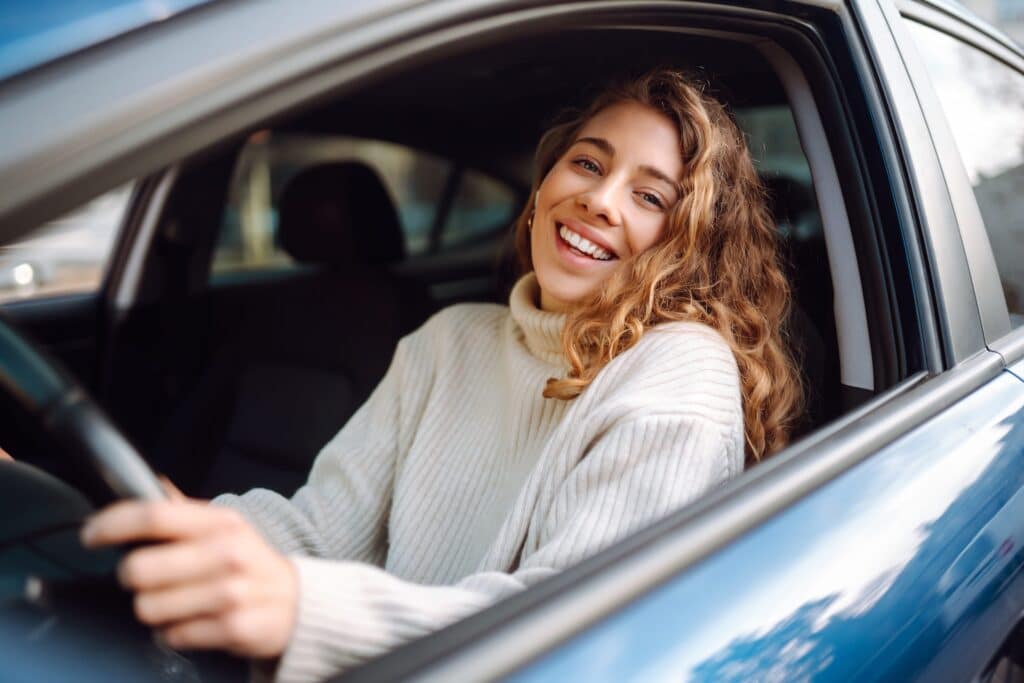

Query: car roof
left=0, top=0, right=216, bottom=83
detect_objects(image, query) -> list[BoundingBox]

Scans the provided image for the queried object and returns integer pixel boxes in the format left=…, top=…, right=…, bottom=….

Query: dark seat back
left=762, top=174, right=839, bottom=436
left=163, top=162, right=430, bottom=497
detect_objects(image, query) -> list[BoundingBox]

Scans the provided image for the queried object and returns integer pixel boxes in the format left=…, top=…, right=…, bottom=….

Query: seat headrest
left=277, top=161, right=406, bottom=266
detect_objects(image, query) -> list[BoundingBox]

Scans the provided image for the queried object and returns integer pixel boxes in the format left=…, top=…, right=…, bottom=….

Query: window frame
left=895, top=0, right=1024, bottom=362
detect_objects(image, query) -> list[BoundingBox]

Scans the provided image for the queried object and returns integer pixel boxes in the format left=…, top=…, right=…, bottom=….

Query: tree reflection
left=691, top=409, right=1024, bottom=681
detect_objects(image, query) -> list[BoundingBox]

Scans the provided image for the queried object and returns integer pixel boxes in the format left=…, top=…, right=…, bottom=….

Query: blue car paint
left=0, top=0, right=213, bottom=82
left=510, top=361, right=1024, bottom=682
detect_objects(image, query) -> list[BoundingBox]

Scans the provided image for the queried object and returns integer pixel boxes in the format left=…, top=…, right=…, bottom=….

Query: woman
left=80, top=69, right=802, bottom=682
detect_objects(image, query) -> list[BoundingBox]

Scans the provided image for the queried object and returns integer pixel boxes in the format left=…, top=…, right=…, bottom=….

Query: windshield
left=0, top=0, right=215, bottom=82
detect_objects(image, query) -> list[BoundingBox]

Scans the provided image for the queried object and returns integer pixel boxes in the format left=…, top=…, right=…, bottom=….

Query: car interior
left=83, top=28, right=868, bottom=500
left=0, top=25, right=919, bottom=504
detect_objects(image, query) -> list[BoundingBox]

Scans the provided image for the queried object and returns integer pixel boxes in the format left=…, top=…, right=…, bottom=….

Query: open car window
left=0, top=185, right=131, bottom=304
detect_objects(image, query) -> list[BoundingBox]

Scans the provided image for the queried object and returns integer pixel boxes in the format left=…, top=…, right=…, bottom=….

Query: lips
left=555, top=219, right=618, bottom=261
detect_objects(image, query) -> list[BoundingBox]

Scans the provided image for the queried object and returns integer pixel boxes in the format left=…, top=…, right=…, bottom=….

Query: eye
left=637, top=191, right=665, bottom=209
left=572, top=157, right=601, bottom=174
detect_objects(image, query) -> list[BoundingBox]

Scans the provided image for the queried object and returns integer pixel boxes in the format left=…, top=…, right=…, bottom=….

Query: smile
left=557, top=224, right=616, bottom=261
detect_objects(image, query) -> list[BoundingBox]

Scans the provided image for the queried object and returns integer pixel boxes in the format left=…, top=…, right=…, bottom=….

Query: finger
left=134, top=576, right=250, bottom=626
left=81, top=500, right=242, bottom=547
left=158, top=476, right=187, bottom=501
left=159, top=616, right=230, bottom=652
left=118, top=538, right=233, bottom=590
left=159, top=612, right=256, bottom=656
left=0, top=446, right=13, bottom=461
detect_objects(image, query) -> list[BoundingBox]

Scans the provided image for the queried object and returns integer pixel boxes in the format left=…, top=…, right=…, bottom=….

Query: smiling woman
left=516, top=70, right=802, bottom=460
left=80, top=68, right=801, bottom=683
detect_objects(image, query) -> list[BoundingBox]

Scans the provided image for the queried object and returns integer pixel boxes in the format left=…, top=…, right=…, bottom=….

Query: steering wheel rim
left=0, top=312, right=165, bottom=501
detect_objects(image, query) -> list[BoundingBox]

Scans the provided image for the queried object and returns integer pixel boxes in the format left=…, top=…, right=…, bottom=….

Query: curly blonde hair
left=514, top=69, right=803, bottom=463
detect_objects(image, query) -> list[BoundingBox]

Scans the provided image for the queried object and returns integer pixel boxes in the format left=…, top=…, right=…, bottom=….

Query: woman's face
left=531, top=101, right=683, bottom=312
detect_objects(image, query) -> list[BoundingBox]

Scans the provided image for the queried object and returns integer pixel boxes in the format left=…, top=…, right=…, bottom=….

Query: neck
left=509, top=273, right=568, bottom=367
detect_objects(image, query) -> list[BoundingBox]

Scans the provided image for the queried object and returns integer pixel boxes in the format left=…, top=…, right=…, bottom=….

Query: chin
left=535, top=268, right=599, bottom=312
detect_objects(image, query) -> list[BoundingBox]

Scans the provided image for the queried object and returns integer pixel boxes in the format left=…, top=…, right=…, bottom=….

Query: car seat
left=157, top=162, right=432, bottom=497
left=761, top=173, right=838, bottom=436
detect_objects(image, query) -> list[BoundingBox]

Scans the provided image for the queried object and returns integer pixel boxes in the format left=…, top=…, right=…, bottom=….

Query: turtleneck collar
left=509, top=273, right=567, bottom=367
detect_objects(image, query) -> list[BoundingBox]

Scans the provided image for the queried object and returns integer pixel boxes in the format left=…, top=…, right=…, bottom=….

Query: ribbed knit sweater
left=214, top=273, right=744, bottom=683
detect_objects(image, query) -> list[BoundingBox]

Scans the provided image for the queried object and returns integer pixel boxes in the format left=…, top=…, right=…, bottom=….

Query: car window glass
left=439, top=170, right=518, bottom=250
left=905, top=22, right=1024, bottom=326
left=212, top=133, right=452, bottom=276
left=0, top=185, right=131, bottom=304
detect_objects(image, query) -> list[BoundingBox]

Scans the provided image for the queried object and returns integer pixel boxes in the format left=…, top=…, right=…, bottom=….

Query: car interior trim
left=346, top=352, right=1006, bottom=682
left=759, top=41, right=873, bottom=389
left=112, top=167, right=178, bottom=311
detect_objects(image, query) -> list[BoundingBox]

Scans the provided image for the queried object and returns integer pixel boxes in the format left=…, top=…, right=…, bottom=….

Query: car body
left=0, top=0, right=1023, bottom=681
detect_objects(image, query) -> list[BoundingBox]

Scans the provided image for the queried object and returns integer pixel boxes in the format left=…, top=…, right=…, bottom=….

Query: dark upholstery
left=160, top=161, right=431, bottom=498
left=278, top=163, right=406, bottom=266
left=762, top=174, right=839, bottom=435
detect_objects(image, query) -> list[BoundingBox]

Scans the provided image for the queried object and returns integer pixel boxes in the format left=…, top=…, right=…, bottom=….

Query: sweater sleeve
left=212, top=332, right=429, bottom=565
left=273, top=411, right=740, bottom=683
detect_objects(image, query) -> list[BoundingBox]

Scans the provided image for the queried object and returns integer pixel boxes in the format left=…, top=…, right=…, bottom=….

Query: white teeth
left=558, top=225, right=613, bottom=261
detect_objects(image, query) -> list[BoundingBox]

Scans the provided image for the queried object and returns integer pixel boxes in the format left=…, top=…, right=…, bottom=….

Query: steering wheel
left=0, top=313, right=165, bottom=501
left=0, top=314, right=257, bottom=681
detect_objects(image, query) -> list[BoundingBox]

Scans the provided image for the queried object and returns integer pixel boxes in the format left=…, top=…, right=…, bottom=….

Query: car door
left=895, top=0, right=1024, bottom=677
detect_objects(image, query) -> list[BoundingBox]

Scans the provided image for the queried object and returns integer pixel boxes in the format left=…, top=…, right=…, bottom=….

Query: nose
left=576, top=178, right=622, bottom=226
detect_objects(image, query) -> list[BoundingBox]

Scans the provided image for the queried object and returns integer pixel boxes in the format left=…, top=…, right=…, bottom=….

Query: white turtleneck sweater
left=215, top=273, right=744, bottom=683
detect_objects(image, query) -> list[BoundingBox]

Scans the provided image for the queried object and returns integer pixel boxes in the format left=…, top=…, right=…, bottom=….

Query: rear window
left=212, top=132, right=518, bottom=277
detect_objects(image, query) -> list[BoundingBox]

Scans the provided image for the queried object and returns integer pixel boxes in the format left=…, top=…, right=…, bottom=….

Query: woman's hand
left=0, top=446, right=13, bottom=461
left=80, top=483, right=298, bottom=660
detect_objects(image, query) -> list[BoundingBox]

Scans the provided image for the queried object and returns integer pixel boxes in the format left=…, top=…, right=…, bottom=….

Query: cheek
left=537, top=161, right=592, bottom=207
left=627, top=216, right=669, bottom=256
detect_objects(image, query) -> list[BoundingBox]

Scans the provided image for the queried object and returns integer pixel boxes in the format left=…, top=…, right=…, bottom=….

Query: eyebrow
left=575, top=136, right=681, bottom=199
